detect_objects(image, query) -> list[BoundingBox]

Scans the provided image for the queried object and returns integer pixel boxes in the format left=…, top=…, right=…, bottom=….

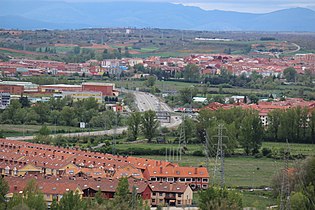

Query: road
left=6, top=91, right=182, bottom=141
left=133, top=91, right=182, bottom=128
left=6, top=127, right=128, bottom=141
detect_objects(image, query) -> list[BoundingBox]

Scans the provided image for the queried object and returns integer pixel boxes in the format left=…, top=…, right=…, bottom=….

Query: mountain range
left=1, top=1, right=315, bottom=31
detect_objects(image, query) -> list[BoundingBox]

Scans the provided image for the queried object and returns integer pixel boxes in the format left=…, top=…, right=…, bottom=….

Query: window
left=159, top=193, right=163, bottom=196
left=152, top=199, right=156, bottom=203
left=159, top=199, right=163, bottom=203
left=178, top=193, right=182, bottom=198
left=152, top=192, right=156, bottom=196
left=167, top=178, right=174, bottom=182
left=202, top=178, right=209, bottom=182
left=186, top=178, right=191, bottom=182
left=202, top=184, right=208, bottom=189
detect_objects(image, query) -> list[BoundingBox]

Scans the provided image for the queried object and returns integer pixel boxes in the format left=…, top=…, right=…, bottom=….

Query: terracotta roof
left=149, top=182, right=189, bottom=193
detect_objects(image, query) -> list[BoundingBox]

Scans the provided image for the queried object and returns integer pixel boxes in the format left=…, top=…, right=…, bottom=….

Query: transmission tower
left=280, top=139, right=291, bottom=210
left=177, top=115, right=186, bottom=161
left=213, top=124, right=228, bottom=188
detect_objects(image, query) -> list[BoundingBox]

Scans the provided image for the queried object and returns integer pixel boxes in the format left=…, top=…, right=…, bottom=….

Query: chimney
left=34, top=151, right=37, bottom=155
left=194, top=168, right=198, bottom=174
left=160, top=166, right=163, bottom=174
left=61, top=156, right=64, bottom=160
left=26, top=151, right=28, bottom=155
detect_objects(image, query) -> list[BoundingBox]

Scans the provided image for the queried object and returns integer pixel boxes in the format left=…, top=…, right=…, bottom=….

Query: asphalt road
left=133, top=91, right=182, bottom=128
left=6, top=127, right=128, bottom=141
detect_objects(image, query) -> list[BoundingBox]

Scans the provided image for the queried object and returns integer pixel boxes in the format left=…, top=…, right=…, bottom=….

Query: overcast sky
left=8, top=0, right=315, bottom=13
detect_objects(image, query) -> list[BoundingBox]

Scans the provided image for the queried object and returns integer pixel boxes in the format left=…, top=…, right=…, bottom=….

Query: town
left=0, top=27, right=315, bottom=209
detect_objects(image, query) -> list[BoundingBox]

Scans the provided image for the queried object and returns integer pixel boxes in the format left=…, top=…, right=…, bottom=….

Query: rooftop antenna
left=213, top=124, right=228, bottom=188
left=280, top=139, right=291, bottom=210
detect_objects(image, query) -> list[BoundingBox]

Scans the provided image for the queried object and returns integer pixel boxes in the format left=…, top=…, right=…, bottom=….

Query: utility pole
left=280, top=139, right=291, bottom=210
left=213, top=124, right=228, bottom=188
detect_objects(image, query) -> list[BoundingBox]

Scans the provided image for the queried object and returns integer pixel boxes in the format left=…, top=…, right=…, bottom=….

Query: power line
left=212, top=124, right=228, bottom=188
left=178, top=115, right=186, bottom=161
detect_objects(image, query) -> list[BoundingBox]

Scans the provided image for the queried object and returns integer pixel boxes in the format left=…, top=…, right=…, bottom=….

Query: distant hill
left=1, top=1, right=315, bottom=31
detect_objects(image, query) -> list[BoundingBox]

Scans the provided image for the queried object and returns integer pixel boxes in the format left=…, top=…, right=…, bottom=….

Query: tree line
left=177, top=107, right=315, bottom=156
left=0, top=97, right=124, bottom=129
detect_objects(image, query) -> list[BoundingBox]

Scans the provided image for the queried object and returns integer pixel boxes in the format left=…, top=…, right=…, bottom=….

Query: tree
left=249, top=94, right=259, bottom=104
left=283, top=67, right=297, bottom=82
left=19, top=96, right=30, bottom=108
left=239, top=111, right=263, bottom=155
left=291, top=192, right=309, bottom=210
left=0, top=176, right=9, bottom=208
left=141, top=110, right=159, bottom=143
left=127, top=112, right=142, bottom=141
left=38, top=125, right=51, bottom=136
left=95, top=188, right=103, bottom=205
left=2, top=100, right=21, bottom=123
left=23, top=179, right=46, bottom=210
left=33, top=102, right=51, bottom=124
left=179, top=87, right=198, bottom=105
left=144, top=76, right=156, bottom=87
left=198, top=187, right=242, bottom=210
left=133, top=64, right=145, bottom=72
left=183, top=64, right=200, bottom=82
left=60, top=106, right=78, bottom=126
left=267, top=109, right=282, bottom=141
left=58, top=191, right=87, bottom=210
left=178, top=117, right=196, bottom=144
left=113, top=177, right=130, bottom=210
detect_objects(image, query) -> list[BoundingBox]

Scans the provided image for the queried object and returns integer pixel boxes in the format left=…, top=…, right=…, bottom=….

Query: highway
left=6, top=90, right=182, bottom=141
left=133, top=91, right=182, bottom=128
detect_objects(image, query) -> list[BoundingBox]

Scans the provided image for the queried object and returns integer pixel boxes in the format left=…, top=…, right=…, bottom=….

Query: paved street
left=133, top=91, right=182, bottom=128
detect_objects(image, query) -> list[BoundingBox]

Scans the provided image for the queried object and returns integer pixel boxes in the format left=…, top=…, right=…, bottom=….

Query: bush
left=261, top=147, right=272, bottom=156
left=192, top=150, right=204, bottom=156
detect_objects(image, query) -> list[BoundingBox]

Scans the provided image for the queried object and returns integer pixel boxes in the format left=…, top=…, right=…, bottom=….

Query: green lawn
left=242, top=191, right=278, bottom=210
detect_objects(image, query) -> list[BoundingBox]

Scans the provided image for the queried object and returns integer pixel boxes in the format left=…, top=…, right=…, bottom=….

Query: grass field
left=116, top=141, right=315, bottom=156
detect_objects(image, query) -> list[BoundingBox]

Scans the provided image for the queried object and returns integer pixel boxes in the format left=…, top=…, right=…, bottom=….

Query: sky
left=8, top=0, right=315, bottom=13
